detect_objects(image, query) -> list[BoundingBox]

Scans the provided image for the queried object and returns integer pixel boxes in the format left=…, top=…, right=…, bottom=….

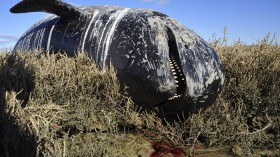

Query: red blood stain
left=151, top=142, right=185, bottom=157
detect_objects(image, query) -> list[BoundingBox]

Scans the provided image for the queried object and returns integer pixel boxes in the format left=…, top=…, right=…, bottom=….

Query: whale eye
left=166, top=27, right=186, bottom=100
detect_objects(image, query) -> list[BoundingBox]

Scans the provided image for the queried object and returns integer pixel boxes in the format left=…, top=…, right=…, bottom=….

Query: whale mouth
left=166, top=27, right=186, bottom=101
left=168, top=53, right=186, bottom=100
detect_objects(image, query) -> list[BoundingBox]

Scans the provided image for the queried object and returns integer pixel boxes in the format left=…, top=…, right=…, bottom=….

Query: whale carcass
left=10, top=0, right=224, bottom=116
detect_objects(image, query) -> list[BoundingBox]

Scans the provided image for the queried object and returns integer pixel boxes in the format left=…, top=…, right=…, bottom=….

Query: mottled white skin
left=13, top=5, right=224, bottom=115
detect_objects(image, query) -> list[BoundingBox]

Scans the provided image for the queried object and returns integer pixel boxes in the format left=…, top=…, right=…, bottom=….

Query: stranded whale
left=10, top=0, right=224, bottom=116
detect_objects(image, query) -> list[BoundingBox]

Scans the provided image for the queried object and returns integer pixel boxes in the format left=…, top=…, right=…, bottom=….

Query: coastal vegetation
left=0, top=35, right=279, bottom=156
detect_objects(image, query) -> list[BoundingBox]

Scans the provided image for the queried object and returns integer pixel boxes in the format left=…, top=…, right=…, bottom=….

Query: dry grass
left=0, top=35, right=279, bottom=157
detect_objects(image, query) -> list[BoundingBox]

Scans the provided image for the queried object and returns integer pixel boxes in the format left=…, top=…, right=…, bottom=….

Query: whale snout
left=123, top=25, right=224, bottom=115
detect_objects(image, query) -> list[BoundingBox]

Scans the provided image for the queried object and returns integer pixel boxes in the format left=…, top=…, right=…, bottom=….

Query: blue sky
left=0, top=0, right=279, bottom=49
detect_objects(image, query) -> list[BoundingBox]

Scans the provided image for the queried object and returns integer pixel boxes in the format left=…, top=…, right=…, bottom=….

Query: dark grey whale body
left=10, top=0, right=224, bottom=116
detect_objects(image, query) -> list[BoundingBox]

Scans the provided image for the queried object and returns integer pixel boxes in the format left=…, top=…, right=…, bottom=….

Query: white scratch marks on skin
left=81, top=11, right=99, bottom=52
left=102, top=8, right=130, bottom=71
left=39, top=28, right=46, bottom=48
left=33, top=28, right=45, bottom=49
left=23, top=33, right=33, bottom=50
left=89, top=15, right=102, bottom=61
left=97, top=17, right=112, bottom=57
left=128, top=60, right=135, bottom=70
left=62, top=23, right=70, bottom=44
left=47, top=17, right=59, bottom=53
